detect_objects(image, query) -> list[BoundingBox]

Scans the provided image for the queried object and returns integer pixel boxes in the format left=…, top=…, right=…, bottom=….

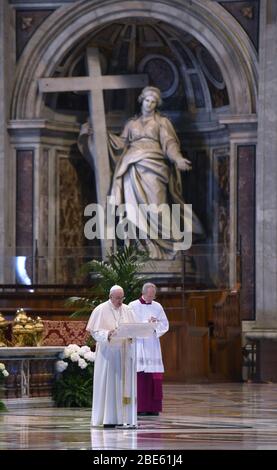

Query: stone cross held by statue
left=38, top=46, right=148, bottom=256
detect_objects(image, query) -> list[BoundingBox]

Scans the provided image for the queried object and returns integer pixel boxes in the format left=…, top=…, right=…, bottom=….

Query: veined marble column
left=243, top=0, right=277, bottom=381
left=255, top=0, right=277, bottom=327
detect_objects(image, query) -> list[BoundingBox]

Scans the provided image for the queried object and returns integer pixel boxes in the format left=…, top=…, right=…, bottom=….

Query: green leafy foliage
left=52, top=361, right=93, bottom=408
left=67, top=244, right=150, bottom=317
left=0, top=401, right=7, bottom=412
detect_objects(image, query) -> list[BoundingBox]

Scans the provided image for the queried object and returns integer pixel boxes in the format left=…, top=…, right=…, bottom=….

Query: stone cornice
left=7, top=119, right=79, bottom=145
left=7, top=119, right=79, bottom=133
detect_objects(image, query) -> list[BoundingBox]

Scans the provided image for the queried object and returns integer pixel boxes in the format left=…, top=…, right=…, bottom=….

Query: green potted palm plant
left=66, top=244, right=149, bottom=318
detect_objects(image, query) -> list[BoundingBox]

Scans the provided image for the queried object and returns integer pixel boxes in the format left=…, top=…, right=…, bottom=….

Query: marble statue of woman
left=78, top=86, right=203, bottom=259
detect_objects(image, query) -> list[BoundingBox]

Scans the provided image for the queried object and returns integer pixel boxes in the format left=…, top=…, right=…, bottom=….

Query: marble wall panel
left=38, top=149, right=49, bottom=282
left=212, top=148, right=230, bottom=287
left=16, top=149, right=34, bottom=280
left=56, top=153, right=97, bottom=283
left=237, top=145, right=256, bottom=320
left=57, top=154, right=84, bottom=284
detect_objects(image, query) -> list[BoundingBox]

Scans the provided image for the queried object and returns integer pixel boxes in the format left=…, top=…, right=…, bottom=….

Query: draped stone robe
left=109, top=112, right=203, bottom=259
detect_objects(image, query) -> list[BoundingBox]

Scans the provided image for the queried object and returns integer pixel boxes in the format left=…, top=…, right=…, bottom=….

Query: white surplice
left=86, top=300, right=136, bottom=426
left=128, top=300, right=169, bottom=372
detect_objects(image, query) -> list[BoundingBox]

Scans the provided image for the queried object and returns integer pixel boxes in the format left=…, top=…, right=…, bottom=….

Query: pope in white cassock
left=129, top=283, right=169, bottom=415
left=86, top=285, right=136, bottom=428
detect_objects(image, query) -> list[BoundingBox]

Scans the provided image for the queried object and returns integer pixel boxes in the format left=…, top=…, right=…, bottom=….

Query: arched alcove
left=42, top=20, right=230, bottom=123
left=11, top=0, right=257, bottom=119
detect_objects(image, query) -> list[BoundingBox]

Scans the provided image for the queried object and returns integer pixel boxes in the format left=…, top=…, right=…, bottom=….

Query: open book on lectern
left=112, top=322, right=156, bottom=339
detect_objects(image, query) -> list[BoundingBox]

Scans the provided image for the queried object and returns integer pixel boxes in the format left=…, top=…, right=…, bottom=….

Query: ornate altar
left=0, top=346, right=64, bottom=399
left=0, top=313, right=89, bottom=400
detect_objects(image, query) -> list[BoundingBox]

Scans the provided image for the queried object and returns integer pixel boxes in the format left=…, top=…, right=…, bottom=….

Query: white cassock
left=86, top=300, right=136, bottom=426
left=128, top=300, right=169, bottom=372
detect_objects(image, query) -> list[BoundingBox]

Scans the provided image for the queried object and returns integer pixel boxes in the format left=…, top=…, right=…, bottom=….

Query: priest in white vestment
left=86, top=285, right=136, bottom=427
left=129, top=283, right=169, bottom=416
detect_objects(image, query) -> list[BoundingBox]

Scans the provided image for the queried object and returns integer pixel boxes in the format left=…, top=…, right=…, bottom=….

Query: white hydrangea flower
left=80, top=345, right=91, bottom=356
left=78, top=358, right=88, bottom=369
left=68, top=344, right=81, bottom=353
left=0, top=363, right=5, bottom=371
left=2, top=369, right=9, bottom=377
left=70, top=352, right=80, bottom=362
left=63, top=347, right=71, bottom=358
left=84, top=351, right=96, bottom=362
left=56, top=360, right=68, bottom=372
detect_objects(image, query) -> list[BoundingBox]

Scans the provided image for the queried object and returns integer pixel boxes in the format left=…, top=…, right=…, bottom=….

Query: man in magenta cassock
left=129, top=283, right=169, bottom=415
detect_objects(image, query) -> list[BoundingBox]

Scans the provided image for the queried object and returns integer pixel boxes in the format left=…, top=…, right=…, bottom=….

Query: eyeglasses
left=112, top=296, right=125, bottom=301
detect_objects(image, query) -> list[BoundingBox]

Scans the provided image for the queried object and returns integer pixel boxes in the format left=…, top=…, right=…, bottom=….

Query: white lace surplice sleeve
left=154, top=305, right=169, bottom=338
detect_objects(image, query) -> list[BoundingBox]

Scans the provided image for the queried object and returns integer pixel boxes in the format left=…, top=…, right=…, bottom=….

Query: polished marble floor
left=1, top=383, right=277, bottom=450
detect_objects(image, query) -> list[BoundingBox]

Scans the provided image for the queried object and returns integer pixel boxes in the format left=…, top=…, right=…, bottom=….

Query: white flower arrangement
left=56, top=344, right=95, bottom=373
left=0, top=362, right=9, bottom=411
left=0, top=362, right=9, bottom=378
left=53, top=344, right=95, bottom=407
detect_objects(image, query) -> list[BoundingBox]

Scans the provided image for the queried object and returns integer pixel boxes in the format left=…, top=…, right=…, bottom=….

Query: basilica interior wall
left=2, top=1, right=258, bottom=312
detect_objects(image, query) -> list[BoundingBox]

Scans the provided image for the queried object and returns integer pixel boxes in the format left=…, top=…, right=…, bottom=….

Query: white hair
left=142, top=282, right=156, bottom=294
left=109, top=285, right=124, bottom=296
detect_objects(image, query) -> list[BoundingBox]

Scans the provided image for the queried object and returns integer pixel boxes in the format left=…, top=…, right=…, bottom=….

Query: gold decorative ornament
left=11, top=310, right=45, bottom=347
left=0, top=312, right=9, bottom=347
left=14, top=308, right=28, bottom=325
left=33, top=317, right=44, bottom=346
